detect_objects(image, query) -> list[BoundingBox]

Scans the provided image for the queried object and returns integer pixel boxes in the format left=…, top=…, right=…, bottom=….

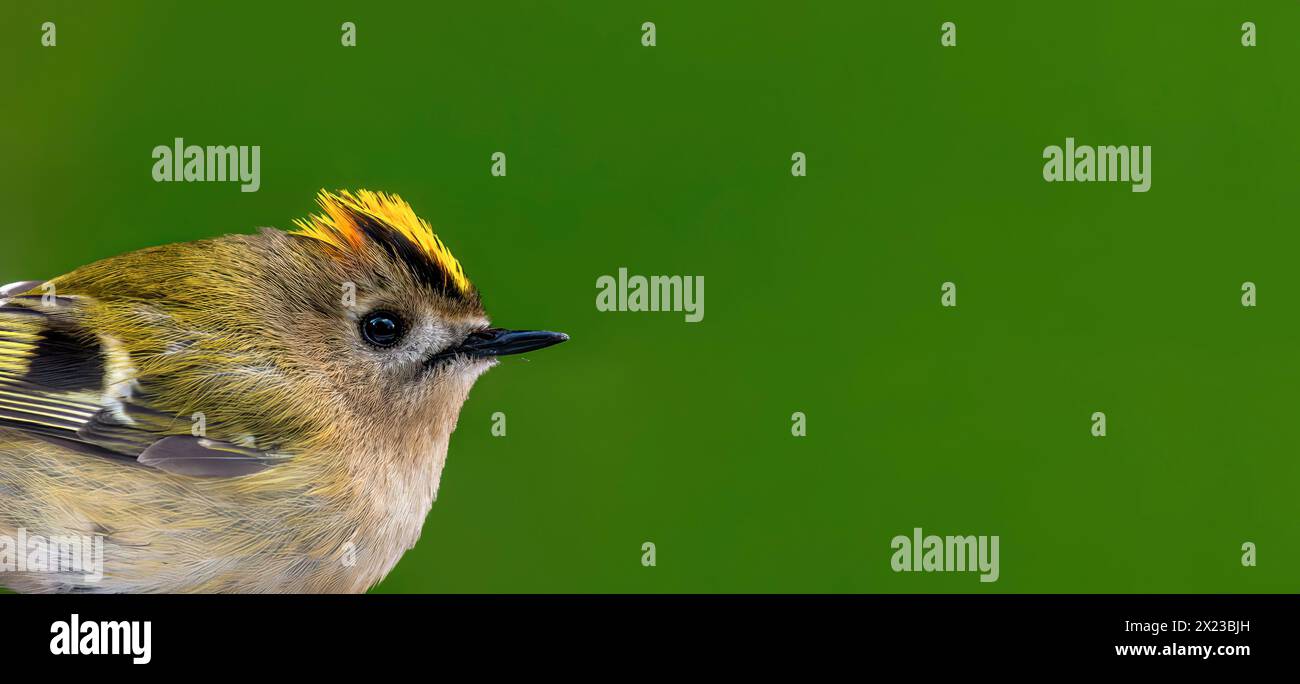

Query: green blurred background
left=2, top=1, right=1297, bottom=592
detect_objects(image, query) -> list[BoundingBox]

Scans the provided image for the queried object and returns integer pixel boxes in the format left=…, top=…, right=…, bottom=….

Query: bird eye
left=360, top=311, right=403, bottom=347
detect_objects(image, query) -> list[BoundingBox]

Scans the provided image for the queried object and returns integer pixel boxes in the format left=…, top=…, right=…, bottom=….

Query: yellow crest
left=291, top=190, right=472, bottom=296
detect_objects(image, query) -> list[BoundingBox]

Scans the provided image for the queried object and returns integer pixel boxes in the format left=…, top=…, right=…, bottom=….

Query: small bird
left=0, top=190, right=567, bottom=593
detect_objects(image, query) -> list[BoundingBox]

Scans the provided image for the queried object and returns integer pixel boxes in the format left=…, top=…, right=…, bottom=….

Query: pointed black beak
left=461, top=328, right=569, bottom=357
left=428, top=328, right=569, bottom=366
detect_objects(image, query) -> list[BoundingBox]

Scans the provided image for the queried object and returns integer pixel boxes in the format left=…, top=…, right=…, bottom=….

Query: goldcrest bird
left=0, top=189, right=567, bottom=593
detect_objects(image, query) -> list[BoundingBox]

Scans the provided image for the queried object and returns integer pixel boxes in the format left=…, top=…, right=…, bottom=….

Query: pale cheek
left=424, top=357, right=494, bottom=399
left=458, top=357, right=497, bottom=385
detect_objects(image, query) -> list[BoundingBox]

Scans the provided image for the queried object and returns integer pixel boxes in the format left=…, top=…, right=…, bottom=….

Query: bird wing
left=0, top=282, right=285, bottom=477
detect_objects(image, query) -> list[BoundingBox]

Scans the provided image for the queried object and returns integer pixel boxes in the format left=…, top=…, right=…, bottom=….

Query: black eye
left=360, top=311, right=403, bottom=347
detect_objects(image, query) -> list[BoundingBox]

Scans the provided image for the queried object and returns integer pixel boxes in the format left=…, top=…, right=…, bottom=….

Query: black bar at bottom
left=0, top=594, right=1283, bottom=669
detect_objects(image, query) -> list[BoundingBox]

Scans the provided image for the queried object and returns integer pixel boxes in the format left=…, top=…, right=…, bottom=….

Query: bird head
left=279, top=189, right=569, bottom=445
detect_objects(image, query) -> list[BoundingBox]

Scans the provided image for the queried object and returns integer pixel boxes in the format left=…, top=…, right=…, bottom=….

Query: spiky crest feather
left=291, top=190, right=472, bottom=297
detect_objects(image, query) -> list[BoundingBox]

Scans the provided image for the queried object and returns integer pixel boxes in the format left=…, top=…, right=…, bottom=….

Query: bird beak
left=457, top=328, right=570, bottom=358
left=425, top=328, right=568, bottom=367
